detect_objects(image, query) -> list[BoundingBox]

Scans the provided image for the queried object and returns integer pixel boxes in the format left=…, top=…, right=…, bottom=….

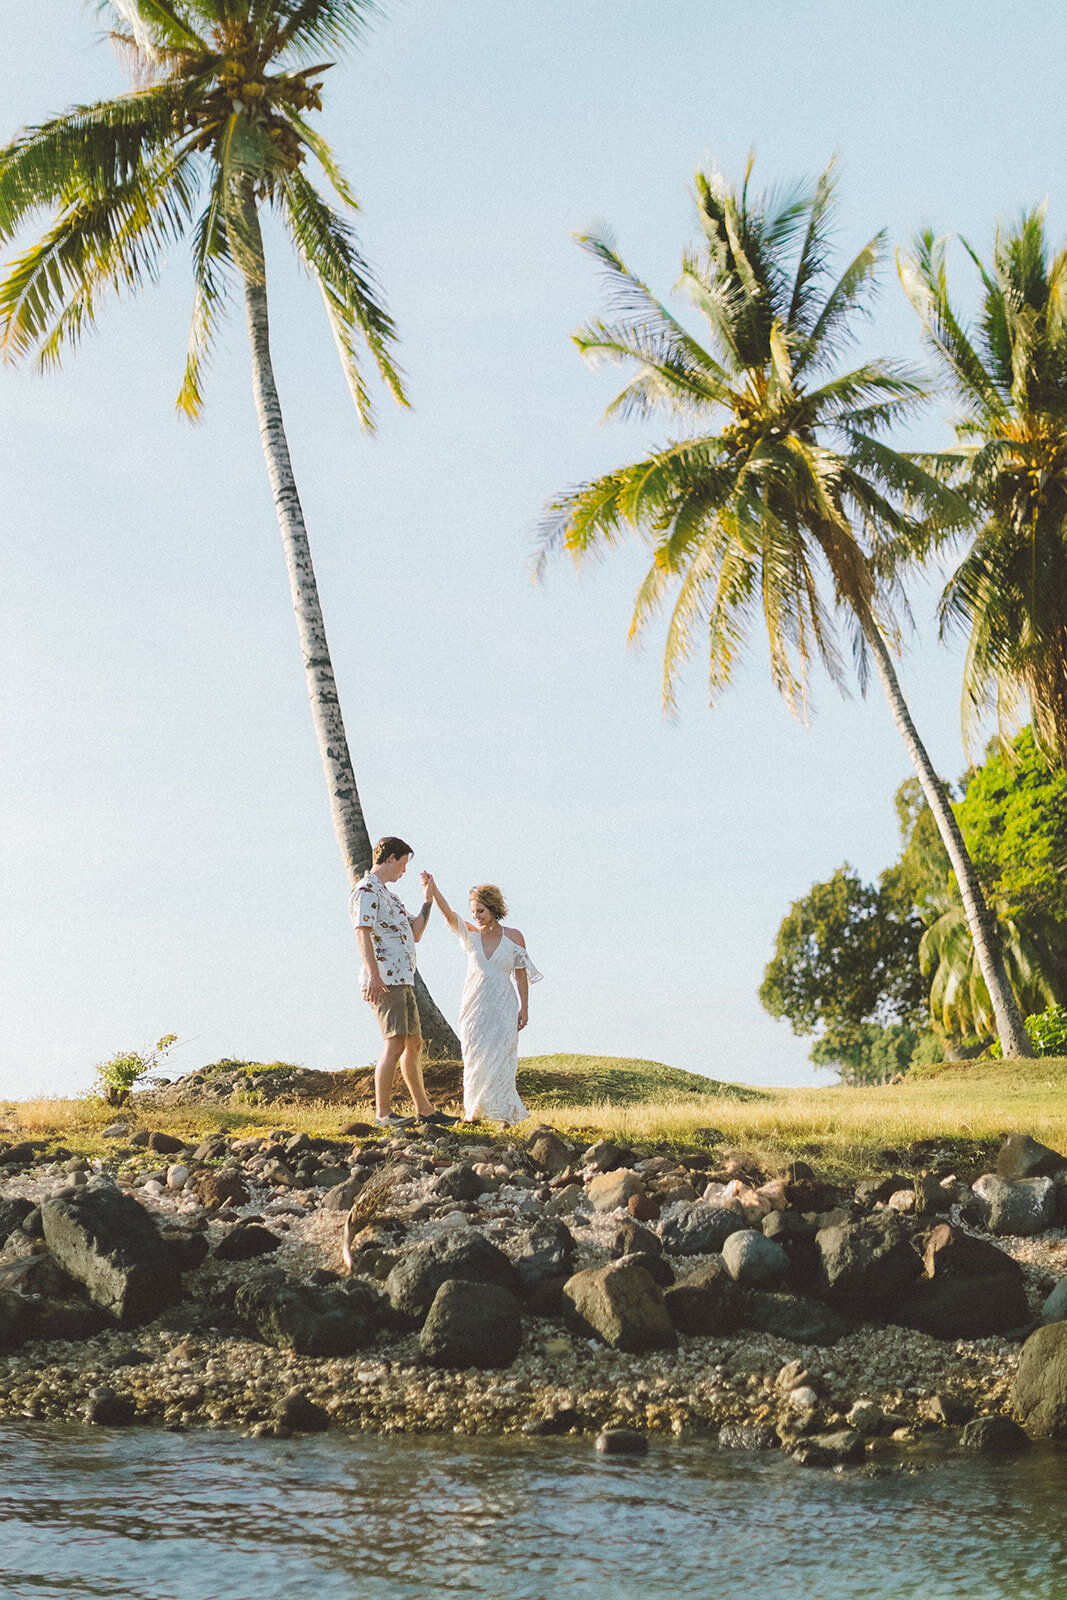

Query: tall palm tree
left=900, top=213, right=1067, bottom=768
left=0, top=0, right=459, bottom=1054
left=539, top=156, right=1032, bottom=1057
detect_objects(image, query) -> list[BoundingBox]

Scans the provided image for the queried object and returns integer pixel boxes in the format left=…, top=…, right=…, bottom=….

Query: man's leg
left=397, top=1034, right=435, bottom=1118
left=374, top=1035, right=406, bottom=1118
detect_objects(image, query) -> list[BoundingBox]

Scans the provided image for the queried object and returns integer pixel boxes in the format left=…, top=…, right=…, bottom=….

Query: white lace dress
left=453, top=923, right=543, bottom=1123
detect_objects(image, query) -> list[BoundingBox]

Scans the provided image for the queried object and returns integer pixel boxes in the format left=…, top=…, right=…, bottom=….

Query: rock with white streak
left=971, top=1174, right=1055, bottom=1236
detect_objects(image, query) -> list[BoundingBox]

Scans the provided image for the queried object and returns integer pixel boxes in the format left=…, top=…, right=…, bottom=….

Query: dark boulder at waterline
left=40, top=1186, right=183, bottom=1325
left=1012, top=1322, right=1067, bottom=1438
left=235, top=1271, right=384, bottom=1356
left=418, top=1280, right=524, bottom=1368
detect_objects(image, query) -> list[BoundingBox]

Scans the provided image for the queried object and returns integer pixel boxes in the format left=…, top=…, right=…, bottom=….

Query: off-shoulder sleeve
left=512, top=945, right=543, bottom=982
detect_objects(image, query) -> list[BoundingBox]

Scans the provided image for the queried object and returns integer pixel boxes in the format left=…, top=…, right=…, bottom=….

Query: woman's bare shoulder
left=504, top=926, right=526, bottom=947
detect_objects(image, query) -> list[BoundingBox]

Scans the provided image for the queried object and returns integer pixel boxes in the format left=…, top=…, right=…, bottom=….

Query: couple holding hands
left=351, top=836, right=542, bottom=1129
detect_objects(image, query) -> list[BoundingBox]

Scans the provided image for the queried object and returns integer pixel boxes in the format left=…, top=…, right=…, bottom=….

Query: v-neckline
left=479, top=928, right=504, bottom=961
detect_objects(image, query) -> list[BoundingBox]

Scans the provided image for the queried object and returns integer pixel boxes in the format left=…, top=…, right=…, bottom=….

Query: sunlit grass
left=3, top=1053, right=1065, bottom=1179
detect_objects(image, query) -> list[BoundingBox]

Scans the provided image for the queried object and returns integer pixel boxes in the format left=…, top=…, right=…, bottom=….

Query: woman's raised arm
left=421, top=872, right=460, bottom=933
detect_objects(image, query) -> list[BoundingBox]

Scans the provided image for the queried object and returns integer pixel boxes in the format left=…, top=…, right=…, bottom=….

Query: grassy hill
left=518, top=1054, right=767, bottom=1106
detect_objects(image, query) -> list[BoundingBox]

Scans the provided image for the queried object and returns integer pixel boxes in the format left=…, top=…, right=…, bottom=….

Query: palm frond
left=795, top=235, right=882, bottom=375
left=285, top=113, right=360, bottom=210
left=177, top=165, right=231, bottom=417
left=899, top=231, right=1009, bottom=425
left=0, top=85, right=198, bottom=243
left=99, top=0, right=209, bottom=54
left=786, top=157, right=838, bottom=334
left=278, top=166, right=405, bottom=425
left=0, top=149, right=199, bottom=365
left=274, top=0, right=383, bottom=61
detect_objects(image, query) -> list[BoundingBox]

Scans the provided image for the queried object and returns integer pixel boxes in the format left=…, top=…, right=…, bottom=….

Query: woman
left=421, top=873, right=541, bottom=1124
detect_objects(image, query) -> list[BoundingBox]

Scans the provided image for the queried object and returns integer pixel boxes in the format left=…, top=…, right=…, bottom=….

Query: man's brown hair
left=372, top=836, right=414, bottom=866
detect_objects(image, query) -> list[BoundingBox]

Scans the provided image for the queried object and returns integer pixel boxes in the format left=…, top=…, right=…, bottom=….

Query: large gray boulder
left=971, top=1175, right=1055, bottom=1236
left=722, top=1230, right=789, bottom=1286
left=996, top=1133, right=1067, bottom=1182
left=922, top=1222, right=1023, bottom=1280
left=432, top=1163, right=486, bottom=1202
left=793, top=1429, right=866, bottom=1469
left=663, top=1259, right=739, bottom=1336
left=562, top=1260, right=677, bottom=1351
left=960, top=1415, right=1031, bottom=1453
left=816, top=1216, right=922, bottom=1315
left=418, top=1280, right=523, bottom=1368
left=1012, top=1322, right=1067, bottom=1437
left=1041, top=1279, right=1067, bottom=1325
left=512, top=1220, right=577, bottom=1297
left=658, top=1202, right=745, bottom=1257
left=321, top=1174, right=364, bottom=1212
left=236, top=1272, right=383, bottom=1356
left=524, top=1129, right=574, bottom=1177
left=386, top=1231, right=519, bottom=1325
left=40, top=1187, right=182, bottom=1325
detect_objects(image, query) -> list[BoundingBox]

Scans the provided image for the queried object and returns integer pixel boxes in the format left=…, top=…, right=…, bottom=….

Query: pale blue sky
left=2, top=1, right=1066, bottom=1098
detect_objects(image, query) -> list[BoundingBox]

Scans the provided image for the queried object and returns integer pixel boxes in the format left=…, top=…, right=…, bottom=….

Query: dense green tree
left=0, top=0, right=459, bottom=1053
left=760, top=865, right=925, bottom=1036
left=539, top=155, right=1030, bottom=1055
left=917, top=727, right=1067, bottom=1039
left=957, top=727, right=1067, bottom=922
left=810, top=1022, right=927, bottom=1086
left=901, top=214, right=1067, bottom=768
left=766, top=727, right=1067, bottom=1060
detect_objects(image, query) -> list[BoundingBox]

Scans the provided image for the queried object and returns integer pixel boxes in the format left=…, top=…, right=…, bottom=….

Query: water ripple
left=0, top=1426, right=1066, bottom=1599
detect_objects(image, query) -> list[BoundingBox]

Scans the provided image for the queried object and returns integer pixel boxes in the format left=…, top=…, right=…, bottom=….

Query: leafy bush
left=1024, top=1005, right=1067, bottom=1055
left=93, top=1034, right=177, bottom=1106
left=989, top=1005, right=1067, bottom=1059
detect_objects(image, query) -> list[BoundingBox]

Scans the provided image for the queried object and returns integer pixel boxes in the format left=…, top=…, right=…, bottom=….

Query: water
left=1, top=1424, right=1066, bottom=1600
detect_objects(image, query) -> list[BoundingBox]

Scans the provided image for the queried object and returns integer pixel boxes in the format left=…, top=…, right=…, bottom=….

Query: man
left=351, top=836, right=457, bottom=1128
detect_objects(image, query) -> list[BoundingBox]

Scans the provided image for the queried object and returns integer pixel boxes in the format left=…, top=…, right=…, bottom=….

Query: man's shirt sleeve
left=351, top=885, right=378, bottom=929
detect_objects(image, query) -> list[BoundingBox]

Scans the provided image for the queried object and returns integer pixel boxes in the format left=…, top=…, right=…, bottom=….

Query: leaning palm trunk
left=856, top=601, right=1031, bottom=1056
left=240, top=209, right=459, bottom=1058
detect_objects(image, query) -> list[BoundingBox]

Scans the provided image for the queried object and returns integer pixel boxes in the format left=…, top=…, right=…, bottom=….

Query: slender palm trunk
left=239, top=206, right=460, bottom=1057
left=858, top=604, right=1032, bottom=1057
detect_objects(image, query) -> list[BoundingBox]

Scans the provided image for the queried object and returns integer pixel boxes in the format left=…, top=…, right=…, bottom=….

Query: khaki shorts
left=367, top=983, right=422, bottom=1041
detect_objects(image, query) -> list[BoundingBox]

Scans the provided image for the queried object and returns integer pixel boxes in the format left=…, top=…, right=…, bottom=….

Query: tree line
left=2, top=5, right=1066, bottom=1064
left=761, top=726, right=1067, bottom=1080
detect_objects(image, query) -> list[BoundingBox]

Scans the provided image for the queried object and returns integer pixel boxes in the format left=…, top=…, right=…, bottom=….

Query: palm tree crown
left=0, top=0, right=403, bottom=422
left=540, top=156, right=1032, bottom=1057
left=539, top=156, right=956, bottom=714
left=900, top=212, right=1067, bottom=767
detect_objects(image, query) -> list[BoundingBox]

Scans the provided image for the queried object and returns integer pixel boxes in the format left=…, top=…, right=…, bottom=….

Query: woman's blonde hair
left=470, top=883, right=507, bottom=920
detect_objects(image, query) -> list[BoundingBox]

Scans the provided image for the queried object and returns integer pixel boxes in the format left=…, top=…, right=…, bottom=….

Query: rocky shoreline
left=1, top=1117, right=1066, bottom=1464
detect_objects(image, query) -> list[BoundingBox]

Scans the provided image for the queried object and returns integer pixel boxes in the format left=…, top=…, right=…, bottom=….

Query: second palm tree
left=540, top=157, right=1031, bottom=1058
